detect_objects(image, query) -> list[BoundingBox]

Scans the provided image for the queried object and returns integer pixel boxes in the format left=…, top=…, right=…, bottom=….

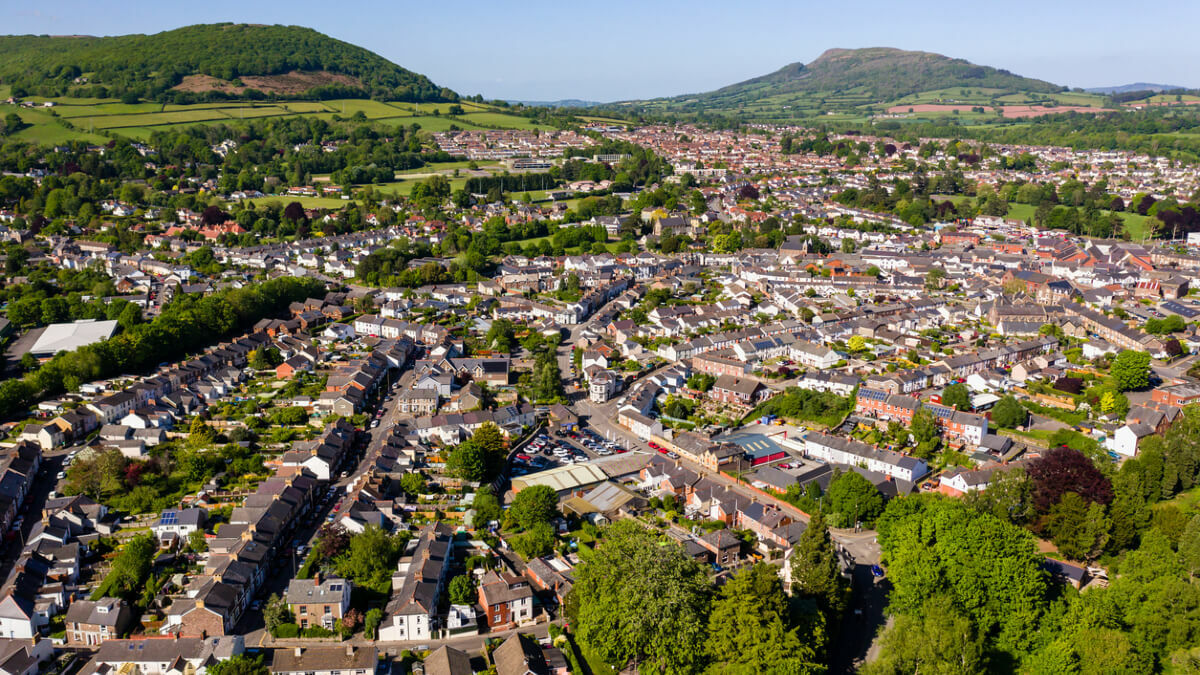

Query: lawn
left=246, top=195, right=353, bottom=209
left=1159, top=485, right=1200, bottom=515
left=373, top=177, right=468, bottom=197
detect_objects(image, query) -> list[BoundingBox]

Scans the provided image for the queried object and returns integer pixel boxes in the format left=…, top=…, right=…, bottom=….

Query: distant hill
left=617, top=47, right=1063, bottom=118
left=1084, top=83, right=1187, bottom=95
left=0, top=23, right=454, bottom=102
left=511, top=99, right=603, bottom=108
left=721, top=48, right=1060, bottom=99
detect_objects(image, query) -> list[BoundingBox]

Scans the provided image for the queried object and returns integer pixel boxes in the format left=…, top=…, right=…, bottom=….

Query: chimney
left=346, top=645, right=355, bottom=657
left=313, top=571, right=320, bottom=586
left=295, top=647, right=303, bottom=658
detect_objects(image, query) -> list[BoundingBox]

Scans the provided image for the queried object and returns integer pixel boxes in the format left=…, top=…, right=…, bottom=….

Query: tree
left=788, top=514, right=847, bottom=623
left=1027, top=446, right=1113, bottom=512
left=92, top=533, right=156, bottom=602
left=942, top=383, right=971, bottom=411
left=248, top=347, right=282, bottom=370
left=187, top=529, right=208, bottom=553
left=1180, top=515, right=1200, bottom=578
left=705, top=563, right=824, bottom=674
left=448, top=574, right=475, bottom=605
left=1044, top=492, right=1109, bottom=561
left=925, top=268, right=946, bottom=290
left=446, top=440, right=491, bottom=482
left=568, top=520, right=711, bottom=674
left=507, top=484, right=558, bottom=531
left=399, top=471, right=426, bottom=496
left=875, top=496, right=1048, bottom=655
left=263, top=593, right=292, bottom=633
left=991, top=395, right=1027, bottom=428
left=471, top=486, right=503, bottom=528
left=512, top=522, right=557, bottom=559
left=485, top=319, right=517, bottom=353
left=187, top=416, right=214, bottom=449
left=472, top=422, right=506, bottom=459
left=208, top=654, right=269, bottom=675
left=335, top=525, right=404, bottom=590
left=847, top=335, right=867, bottom=353
left=964, top=467, right=1035, bottom=525
left=1110, top=349, right=1151, bottom=392
left=337, top=607, right=362, bottom=638
left=825, top=471, right=884, bottom=528
left=364, top=608, right=383, bottom=640
left=313, top=523, right=350, bottom=561
left=864, top=595, right=985, bottom=675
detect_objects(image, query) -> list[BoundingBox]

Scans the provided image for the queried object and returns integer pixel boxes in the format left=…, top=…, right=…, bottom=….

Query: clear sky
left=7, top=0, right=1200, bottom=101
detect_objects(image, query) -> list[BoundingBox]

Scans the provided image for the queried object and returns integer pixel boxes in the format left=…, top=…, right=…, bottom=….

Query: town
left=2, top=17, right=1200, bottom=675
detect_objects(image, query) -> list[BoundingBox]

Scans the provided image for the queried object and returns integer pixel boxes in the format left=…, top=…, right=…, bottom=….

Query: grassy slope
left=0, top=96, right=548, bottom=143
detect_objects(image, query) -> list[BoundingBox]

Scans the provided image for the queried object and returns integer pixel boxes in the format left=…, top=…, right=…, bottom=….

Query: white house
left=1108, top=422, right=1154, bottom=457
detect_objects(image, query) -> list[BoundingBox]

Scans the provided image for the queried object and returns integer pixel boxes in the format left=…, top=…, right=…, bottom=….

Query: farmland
left=0, top=96, right=552, bottom=144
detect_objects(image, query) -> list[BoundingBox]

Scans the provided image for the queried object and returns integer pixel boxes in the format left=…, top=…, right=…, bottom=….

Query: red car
left=657, top=448, right=669, bottom=455
left=516, top=453, right=531, bottom=461
left=648, top=442, right=661, bottom=450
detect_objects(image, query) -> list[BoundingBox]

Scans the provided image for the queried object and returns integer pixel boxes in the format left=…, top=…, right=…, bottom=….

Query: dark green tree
left=568, top=520, right=711, bottom=674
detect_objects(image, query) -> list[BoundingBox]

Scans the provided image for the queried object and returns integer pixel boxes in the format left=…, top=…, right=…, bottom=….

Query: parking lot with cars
left=510, top=427, right=632, bottom=477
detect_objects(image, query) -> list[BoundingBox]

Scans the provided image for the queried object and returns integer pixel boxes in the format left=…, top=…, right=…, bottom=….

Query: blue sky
left=7, top=0, right=1200, bottom=101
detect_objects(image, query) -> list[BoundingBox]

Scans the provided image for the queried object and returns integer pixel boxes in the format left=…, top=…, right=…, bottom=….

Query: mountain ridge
left=1085, top=82, right=1187, bottom=94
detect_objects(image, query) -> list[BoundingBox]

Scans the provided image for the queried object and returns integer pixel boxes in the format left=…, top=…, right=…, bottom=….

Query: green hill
left=619, top=47, right=1064, bottom=119
left=0, top=23, right=454, bottom=102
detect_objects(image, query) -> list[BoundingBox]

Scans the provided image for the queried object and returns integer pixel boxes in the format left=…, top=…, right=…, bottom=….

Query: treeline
left=869, top=407, right=1200, bottom=673
left=866, top=108, right=1200, bottom=164
left=0, top=24, right=453, bottom=102
left=563, top=138, right=673, bottom=187
left=0, top=276, right=326, bottom=420
left=464, top=173, right=560, bottom=194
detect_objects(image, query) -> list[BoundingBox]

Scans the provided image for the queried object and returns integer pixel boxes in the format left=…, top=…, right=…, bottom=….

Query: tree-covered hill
left=614, top=47, right=1064, bottom=120
left=0, top=23, right=455, bottom=102
left=724, top=47, right=1061, bottom=101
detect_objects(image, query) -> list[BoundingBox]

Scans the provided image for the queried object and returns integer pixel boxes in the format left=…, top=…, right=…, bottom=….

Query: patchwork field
left=0, top=96, right=553, bottom=144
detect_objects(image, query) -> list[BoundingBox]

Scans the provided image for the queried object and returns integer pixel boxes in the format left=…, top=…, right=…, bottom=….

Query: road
left=238, top=365, right=414, bottom=644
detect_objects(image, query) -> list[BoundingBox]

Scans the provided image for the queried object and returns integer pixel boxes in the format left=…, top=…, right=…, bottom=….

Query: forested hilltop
left=0, top=23, right=455, bottom=102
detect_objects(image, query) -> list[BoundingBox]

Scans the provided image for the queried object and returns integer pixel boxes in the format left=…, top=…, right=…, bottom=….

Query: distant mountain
left=511, top=99, right=604, bottom=108
left=1085, top=83, right=1187, bottom=94
left=618, top=47, right=1062, bottom=118
left=719, top=48, right=1060, bottom=99
left=0, top=23, right=454, bottom=101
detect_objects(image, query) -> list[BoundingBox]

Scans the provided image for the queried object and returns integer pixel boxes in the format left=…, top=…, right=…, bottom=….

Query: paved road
left=239, top=366, right=413, bottom=644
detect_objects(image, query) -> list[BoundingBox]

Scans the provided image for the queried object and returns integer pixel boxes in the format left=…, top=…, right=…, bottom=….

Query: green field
left=374, top=177, right=469, bottom=197
left=934, top=195, right=1151, bottom=239
left=1, top=95, right=553, bottom=144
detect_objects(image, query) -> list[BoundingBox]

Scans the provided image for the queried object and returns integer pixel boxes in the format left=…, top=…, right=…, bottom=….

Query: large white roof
left=30, top=319, right=120, bottom=356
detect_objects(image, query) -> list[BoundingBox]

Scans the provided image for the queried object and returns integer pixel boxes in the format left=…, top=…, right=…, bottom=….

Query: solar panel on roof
left=159, top=511, right=177, bottom=526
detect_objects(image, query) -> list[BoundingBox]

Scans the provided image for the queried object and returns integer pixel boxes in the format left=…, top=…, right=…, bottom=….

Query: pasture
left=0, top=95, right=552, bottom=144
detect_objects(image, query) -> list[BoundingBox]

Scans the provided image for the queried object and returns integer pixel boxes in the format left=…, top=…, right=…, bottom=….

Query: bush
left=302, top=626, right=336, bottom=638
left=273, top=622, right=300, bottom=638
